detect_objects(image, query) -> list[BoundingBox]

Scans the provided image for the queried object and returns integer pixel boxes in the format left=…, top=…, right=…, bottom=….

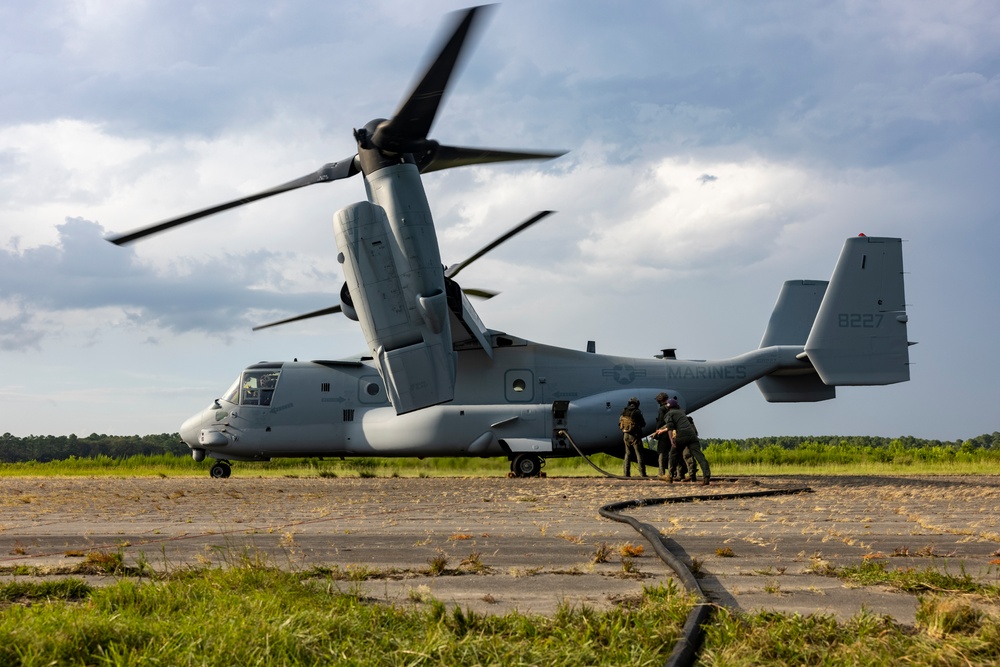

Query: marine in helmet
left=653, top=392, right=687, bottom=481
left=654, top=396, right=711, bottom=485
left=618, top=397, right=647, bottom=477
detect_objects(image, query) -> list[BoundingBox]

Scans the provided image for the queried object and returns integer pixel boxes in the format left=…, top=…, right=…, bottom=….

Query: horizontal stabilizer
left=803, top=236, right=910, bottom=385
left=757, top=374, right=836, bottom=402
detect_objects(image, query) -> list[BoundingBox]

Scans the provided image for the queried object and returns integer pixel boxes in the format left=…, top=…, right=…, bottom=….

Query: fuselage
left=180, top=331, right=806, bottom=463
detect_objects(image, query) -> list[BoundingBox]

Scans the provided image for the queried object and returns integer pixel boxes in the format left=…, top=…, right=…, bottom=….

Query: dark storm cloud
left=0, top=218, right=338, bottom=348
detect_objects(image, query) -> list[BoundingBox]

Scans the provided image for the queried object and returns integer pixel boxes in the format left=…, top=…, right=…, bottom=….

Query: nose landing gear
left=209, top=460, right=232, bottom=479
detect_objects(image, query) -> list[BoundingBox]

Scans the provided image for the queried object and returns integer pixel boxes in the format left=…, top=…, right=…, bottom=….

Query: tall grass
left=0, top=453, right=625, bottom=478
left=3, top=445, right=1000, bottom=478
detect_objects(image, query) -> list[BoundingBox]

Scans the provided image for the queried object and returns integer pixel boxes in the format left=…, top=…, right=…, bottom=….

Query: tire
left=512, top=454, right=542, bottom=478
left=209, top=461, right=232, bottom=479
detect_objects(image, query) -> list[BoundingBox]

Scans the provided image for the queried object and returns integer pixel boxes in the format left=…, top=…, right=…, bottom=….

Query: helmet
left=655, top=392, right=668, bottom=403
left=628, top=396, right=639, bottom=406
left=666, top=399, right=680, bottom=409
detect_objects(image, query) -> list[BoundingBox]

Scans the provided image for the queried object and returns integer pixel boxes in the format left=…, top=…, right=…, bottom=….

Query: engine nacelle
left=334, top=183, right=456, bottom=414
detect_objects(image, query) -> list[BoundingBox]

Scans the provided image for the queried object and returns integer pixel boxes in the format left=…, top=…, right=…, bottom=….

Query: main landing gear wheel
left=209, top=460, right=232, bottom=479
left=511, top=454, right=542, bottom=478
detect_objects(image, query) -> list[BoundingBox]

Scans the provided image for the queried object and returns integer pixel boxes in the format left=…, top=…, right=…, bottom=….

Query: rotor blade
left=418, top=145, right=567, bottom=174
left=107, top=156, right=359, bottom=245
left=252, top=305, right=343, bottom=332
left=446, top=210, right=554, bottom=279
left=372, top=5, right=492, bottom=152
left=462, top=288, right=499, bottom=300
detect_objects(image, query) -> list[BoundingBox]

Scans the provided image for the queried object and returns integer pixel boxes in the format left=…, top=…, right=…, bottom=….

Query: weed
left=618, top=542, right=644, bottom=558
left=716, top=547, right=736, bottom=558
left=620, top=557, right=640, bottom=576
left=79, top=550, right=127, bottom=575
left=557, top=531, right=584, bottom=544
left=917, top=596, right=987, bottom=638
left=448, top=533, right=473, bottom=541
left=408, top=585, right=433, bottom=603
left=427, top=551, right=449, bottom=576
left=836, top=560, right=1000, bottom=598
left=459, top=551, right=488, bottom=574
left=806, top=553, right=835, bottom=575
left=592, top=542, right=612, bottom=564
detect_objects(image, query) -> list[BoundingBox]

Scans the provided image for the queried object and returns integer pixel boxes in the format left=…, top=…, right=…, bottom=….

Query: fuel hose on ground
left=558, top=429, right=812, bottom=667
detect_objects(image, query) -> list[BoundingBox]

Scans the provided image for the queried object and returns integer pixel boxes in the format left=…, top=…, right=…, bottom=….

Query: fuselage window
left=512, top=378, right=526, bottom=392
left=241, top=370, right=281, bottom=406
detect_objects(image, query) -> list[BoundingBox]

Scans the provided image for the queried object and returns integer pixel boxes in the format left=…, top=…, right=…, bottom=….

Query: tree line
left=703, top=433, right=1000, bottom=451
left=0, top=433, right=188, bottom=463
left=0, top=431, right=998, bottom=464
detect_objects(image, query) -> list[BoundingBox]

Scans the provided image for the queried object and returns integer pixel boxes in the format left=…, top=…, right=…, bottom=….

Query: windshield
left=240, top=369, right=281, bottom=406
left=221, top=376, right=240, bottom=404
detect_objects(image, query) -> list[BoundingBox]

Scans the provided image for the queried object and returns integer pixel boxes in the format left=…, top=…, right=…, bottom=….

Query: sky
left=2, top=0, right=998, bottom=441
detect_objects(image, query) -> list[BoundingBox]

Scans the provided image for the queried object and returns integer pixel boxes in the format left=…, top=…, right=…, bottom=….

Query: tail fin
left=803, top=236, right=910, bottom=385
left=756, top=280, right=836, bottom=402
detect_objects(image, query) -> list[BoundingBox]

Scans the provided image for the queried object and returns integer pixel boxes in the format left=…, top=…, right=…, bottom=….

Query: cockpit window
left=221, top=377, right=240, bottom=404
left=240, top=370, right=281, bottom=406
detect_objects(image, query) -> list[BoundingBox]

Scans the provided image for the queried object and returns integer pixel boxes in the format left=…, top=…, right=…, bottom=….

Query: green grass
left=2, top=561, right=999, bottom=666
left=836, top=560, right=1000, bottom=599
left=700, top=562, right=1000, bottom=665
left=0, top=566, right=691, bottom=666
left=0, top=453, right=627, bottom=478
left=704, top=603, right=1000, bottom=666
left=4, top=449, right=1000, bottom=478
left=5, top=433, right=1000, bottom=477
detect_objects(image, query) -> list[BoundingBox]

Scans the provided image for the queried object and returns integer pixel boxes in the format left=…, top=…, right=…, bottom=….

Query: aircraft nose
left=180, top=411, right=205, bottom=448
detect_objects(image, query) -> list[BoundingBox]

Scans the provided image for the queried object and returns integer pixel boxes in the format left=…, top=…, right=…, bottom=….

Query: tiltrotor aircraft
left=109, top=6, right=912, bottom=478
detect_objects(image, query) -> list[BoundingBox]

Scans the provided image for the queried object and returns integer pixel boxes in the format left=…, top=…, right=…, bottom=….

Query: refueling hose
left=557, top=429, right=812, bottom=667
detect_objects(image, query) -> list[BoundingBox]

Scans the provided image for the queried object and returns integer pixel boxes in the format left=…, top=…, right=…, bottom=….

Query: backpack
left=618, top=413, right=635, bottom=433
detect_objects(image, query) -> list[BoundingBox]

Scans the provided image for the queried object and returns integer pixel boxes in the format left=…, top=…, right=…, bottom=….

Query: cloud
left=0, top=217, right=339, bottom=349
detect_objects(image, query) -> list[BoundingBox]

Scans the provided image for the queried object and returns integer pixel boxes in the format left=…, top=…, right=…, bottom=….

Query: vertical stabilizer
left=757, top=280, right=836, bottom=402
left=803, top=236, right=910, bottom=385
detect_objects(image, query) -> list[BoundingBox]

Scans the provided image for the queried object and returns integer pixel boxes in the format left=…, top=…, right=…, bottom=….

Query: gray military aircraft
left=108, top=6, right=912, bottom=478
